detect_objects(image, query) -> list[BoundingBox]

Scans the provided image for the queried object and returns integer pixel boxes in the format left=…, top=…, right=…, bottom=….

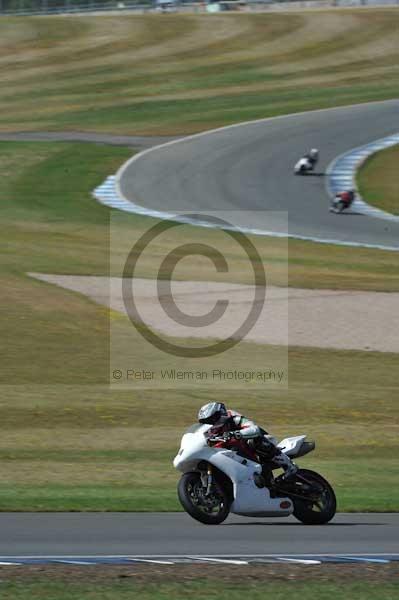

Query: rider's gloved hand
left=223, top=431, right=242, bottom=441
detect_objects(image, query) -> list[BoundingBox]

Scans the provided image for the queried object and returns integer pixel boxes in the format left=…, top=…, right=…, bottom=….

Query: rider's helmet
left=309, top=148, right=319, bottom=159
left=198, top=402, right=227, bottom=425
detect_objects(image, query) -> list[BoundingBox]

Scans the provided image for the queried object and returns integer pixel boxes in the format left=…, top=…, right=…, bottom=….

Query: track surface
left=119, top=100, right=399, bottom=249
left=1, top=513, right=398, bottom=556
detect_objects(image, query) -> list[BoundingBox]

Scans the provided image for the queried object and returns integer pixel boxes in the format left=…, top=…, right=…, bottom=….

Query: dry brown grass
left=1, top=563, right=399, bottom=585
left=0, top=10, right=398, bottom=134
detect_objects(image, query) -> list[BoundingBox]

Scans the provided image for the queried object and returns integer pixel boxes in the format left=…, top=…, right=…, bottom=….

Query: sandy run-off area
left=30, top=274, right=399, bottom=353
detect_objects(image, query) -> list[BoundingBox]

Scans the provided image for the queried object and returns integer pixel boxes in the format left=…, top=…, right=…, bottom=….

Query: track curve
left=118, top=100, right=399, bottom=249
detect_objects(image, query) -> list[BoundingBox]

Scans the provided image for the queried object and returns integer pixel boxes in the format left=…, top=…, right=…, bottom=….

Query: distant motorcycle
left=294, top=148, right=319, bottom=175
left=173, top=423, right=336, bottom=525
left=294, top=156, right=314, bottom=175
left=330, top=190, right=355, bottom=213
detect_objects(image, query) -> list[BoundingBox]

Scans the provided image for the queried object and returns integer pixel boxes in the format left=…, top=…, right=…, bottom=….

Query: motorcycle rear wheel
left=178, top=472, right=231, bottom=525
left=291, top=469, right=336, bottom=525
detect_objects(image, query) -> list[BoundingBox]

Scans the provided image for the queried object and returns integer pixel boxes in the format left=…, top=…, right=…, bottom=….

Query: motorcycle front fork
left=200, top=465, right=213, bottom=496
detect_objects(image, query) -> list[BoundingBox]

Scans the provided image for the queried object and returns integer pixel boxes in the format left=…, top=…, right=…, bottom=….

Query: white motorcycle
left=294, top=149, right=319, bottom=175
left=173, top=424, right=336, bottom=525
left=294, top=156, right=314, bottom=175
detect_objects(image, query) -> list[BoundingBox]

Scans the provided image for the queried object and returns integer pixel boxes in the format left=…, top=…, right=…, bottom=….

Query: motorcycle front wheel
left=291, top=469, right=336, bottom=525
left=178, top=472, right=231, bottom=525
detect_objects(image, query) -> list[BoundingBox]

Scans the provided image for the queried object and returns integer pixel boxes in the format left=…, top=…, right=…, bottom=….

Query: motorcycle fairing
left=210, top=450, right=293, bottom=516
left=174, top=426, right=293, bottom=517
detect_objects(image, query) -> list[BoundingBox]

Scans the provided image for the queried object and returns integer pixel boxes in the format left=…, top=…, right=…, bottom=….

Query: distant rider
left=198, top=402, right=298, bottom=480
left=330, top=189, right=355, bottom=212
left=304, top=148, right=319, bottom=168
left=338, top=189, right=355, bottom=205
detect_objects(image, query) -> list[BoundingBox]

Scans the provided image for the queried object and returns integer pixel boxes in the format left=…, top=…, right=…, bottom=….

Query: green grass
left=1, top=141, right=399, bottom=510
left=0, top=11, right=399, bottom=134
left=357, top=144, right=399, bottom=215
left=0, top=459, right=397, bottom=512
left=0, top=581, right=397, bottom=600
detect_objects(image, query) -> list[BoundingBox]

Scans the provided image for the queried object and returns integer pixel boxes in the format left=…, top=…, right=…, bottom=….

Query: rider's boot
left=258, top=436, right=298, bottom=481
left=272, top=452, right=298, bottom=480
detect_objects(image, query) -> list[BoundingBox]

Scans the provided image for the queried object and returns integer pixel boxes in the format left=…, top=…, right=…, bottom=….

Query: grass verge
left=357, top=144, right=399, bottom=215
left=0, top=579, right=397, bottom=600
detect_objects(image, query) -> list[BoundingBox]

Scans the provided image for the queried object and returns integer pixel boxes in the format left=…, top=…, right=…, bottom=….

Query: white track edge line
left=325, top=133, right=399, bottom=223
left=94, top=181, right=399, bottom=251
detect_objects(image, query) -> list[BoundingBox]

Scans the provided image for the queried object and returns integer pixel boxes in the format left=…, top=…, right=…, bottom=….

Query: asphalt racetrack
left=1, top=513, right=398, bottom=556
left=119, top=100, right=399, bottom=249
